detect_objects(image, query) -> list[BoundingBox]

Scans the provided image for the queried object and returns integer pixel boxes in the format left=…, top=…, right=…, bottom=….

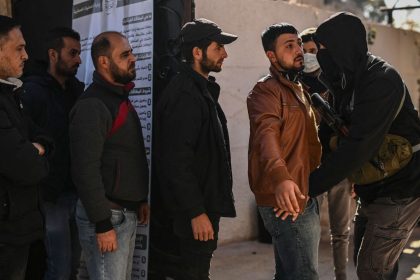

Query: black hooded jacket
left=309, top=12, right=420, bottom=202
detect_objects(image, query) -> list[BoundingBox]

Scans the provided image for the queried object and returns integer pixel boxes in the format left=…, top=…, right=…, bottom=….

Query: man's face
left=303, top=40, right=317, bottom=54
left=200, top=41, right=227, bottom=74
left=55, top=37, right=81, bottom=78
left=0, top=27, right=28, bottom=79
left=267, top=33, right=304, bottom=72
left=109, top=36, right=136, bottom=84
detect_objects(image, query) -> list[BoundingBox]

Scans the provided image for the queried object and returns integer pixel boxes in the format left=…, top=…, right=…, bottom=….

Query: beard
left=200, top=51, right=222, bottom=74
left=110, top=60, right=136, bottom=84
left=277, top=55, right=304, bottom=73
left=56, top=55, right=79, bottom=78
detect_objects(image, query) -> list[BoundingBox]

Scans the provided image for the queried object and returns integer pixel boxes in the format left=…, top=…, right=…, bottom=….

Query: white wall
left=195, top=0, right=420, bottom=244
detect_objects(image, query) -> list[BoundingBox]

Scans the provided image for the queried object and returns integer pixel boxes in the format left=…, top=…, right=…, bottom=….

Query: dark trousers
left=177, top=237, right=218, bottom=280
left=355, top=197, right=420, bottom=280
left=149, top=214, right=220, bottom=280
left=0, top=243, right=30, bottom=280
left=174, top=214, right=220, bottom=280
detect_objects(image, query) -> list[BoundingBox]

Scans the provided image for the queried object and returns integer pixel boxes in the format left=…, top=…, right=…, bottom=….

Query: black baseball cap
left=180, top=18, right=238, bottom=45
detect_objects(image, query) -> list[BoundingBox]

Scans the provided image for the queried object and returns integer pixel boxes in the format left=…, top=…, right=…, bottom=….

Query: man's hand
left=138, top=202, right=149, bottom=225
left=191, top=213, right=214, bottom=241
left=274, top=180, right=305, bottom=217
left=32, top=142, right=45, bottom=156
left=96, top=229, right=117, bottom=253
left=273, top=208, right=299, bottom=221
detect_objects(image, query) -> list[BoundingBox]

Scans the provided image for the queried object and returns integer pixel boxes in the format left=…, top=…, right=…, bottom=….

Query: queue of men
left=0, top=10, right=419, bottom=280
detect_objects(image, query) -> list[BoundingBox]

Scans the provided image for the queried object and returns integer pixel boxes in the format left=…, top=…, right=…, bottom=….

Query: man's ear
left=192, top=46, right=203, bottom=62
left=98, top=56, right=109, bottom=70
left=266, top=50, right=276, bottom=64
left=48, top=49, right=58, bottom=64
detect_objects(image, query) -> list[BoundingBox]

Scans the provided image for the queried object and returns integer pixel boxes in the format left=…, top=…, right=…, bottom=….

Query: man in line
left=22, top=27, right=84, bottom=280
left=154, top=18, right=237, bottom=279
left=0, top=15, right=52, bottom=280
left=309, top=12, right=420, bottom=279
left=69, top=31, right=149, bottom=279
left=300, top=27, right=353, bottom=280
left=247, top=23, right=321, bottom=280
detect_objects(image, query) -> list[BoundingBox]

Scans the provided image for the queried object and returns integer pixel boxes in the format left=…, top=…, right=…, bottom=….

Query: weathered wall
left=195, top=0, right=420, bottom=244
left=0, top=0, right=11, bottom=16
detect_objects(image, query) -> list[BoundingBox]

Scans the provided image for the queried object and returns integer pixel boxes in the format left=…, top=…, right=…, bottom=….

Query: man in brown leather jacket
left=247, top=23, right=321, bottom=280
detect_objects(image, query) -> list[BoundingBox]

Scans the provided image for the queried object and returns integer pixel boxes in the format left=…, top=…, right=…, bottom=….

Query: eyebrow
left=120, top=48, right=132, bottom=57
left=282, top=39, right=299, bottom=45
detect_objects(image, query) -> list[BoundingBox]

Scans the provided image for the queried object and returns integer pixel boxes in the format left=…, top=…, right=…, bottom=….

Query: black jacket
left=309, top=12, right=420, bottom=202
left=69, top=72, right=149, bottom=233
left=22, top=73, right=84, bottom=202
left=0, top=78, right=51, bottom=245
left=154, top=63, right=236, bottom=220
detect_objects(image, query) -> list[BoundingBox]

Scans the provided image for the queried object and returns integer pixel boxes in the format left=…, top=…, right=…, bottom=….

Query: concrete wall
left=195, top=0, right=420, bottom=244
left=0, top=0, right=12, bottom=16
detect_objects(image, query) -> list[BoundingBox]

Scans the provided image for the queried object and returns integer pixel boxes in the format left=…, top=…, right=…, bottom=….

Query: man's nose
left=22, top=49, right=28, bottom=61
left=222, top=47, right=228, bottom=58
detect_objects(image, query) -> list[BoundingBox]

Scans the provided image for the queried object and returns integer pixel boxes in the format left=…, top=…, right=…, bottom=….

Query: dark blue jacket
left=22, top=73, right=84, bottom=202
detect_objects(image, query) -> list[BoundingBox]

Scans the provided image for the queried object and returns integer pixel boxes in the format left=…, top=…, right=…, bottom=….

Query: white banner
left=72, top=0, right=153, bottom=279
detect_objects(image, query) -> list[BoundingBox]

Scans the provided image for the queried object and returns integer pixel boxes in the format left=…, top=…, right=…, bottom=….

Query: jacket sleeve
left=247, top=82, right=294, bottom=191
left=0, top=108, right=49, bottom=186
left=157, top=91, right=206, bottom=219
left=22, top=82, right=48, bottom=128
left=69, top=98, right=112, bottom=230
left=21, top=86, right=55, bottom=157
left=309, top=78, right=402, bottom=196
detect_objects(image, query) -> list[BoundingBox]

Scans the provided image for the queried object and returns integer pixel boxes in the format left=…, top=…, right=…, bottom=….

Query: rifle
left=310, top=92, right=386, bottom=175
left=310, top=92, right=349, bottom=137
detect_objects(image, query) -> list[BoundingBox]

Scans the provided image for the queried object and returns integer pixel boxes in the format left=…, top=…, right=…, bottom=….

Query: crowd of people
left=0, top=10, right=419, bottom=280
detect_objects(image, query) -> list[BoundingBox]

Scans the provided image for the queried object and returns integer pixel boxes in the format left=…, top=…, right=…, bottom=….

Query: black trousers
left=0, top=243, right=30, bottom=280
left=149, top=214, right=220, bottom=280
left=174, top=214, right=220, bottom=280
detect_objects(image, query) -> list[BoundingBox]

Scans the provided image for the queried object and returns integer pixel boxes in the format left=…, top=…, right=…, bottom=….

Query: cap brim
left=210, top=32, right=238, bottom=44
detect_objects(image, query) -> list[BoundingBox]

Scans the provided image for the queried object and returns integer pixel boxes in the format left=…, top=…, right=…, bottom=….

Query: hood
left=0, top=77, right=23, bottom=90
left=315, top=12, right=368, bottom=75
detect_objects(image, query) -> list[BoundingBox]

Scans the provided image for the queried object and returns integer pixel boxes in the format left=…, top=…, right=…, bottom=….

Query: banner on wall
left=72, top=0, right=153, bottom=279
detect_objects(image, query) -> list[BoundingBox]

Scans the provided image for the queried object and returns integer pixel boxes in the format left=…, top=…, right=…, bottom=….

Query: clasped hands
left=273, top=179, right=306, bottom=221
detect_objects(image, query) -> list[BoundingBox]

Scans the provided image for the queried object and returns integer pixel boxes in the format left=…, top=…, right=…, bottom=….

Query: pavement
left=210, top=227, right=420, bottom=280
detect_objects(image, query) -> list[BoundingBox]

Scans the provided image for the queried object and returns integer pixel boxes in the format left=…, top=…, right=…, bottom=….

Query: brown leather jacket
left=247, top=66, right=321, bottom=211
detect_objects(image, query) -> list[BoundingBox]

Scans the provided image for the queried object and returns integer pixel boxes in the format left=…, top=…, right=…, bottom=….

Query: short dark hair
left=300, top=27, right=316, bottom=43
left=45, top=27, right=80, bottom=53
left=91, top=31, right=124, bottom=69
left=180, top=38, right=212, bottom=64
left=261, top=23, right=298, bottom=52
left=0, top=16, right=20, bottom=47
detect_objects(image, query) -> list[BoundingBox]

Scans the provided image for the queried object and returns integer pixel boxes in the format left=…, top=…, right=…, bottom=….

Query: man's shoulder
left=362, top=56, right=403, bottom=90
left=257, top=74, right=272, bottom=83
left=251, top=74, right=282, bottom=95
left=23, top=75, right=54, bottom=98
left=161, top=72, right=203, bottom=100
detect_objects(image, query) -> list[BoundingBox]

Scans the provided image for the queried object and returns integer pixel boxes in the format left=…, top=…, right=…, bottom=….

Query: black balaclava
left=315, top=12, right=368, bottom=89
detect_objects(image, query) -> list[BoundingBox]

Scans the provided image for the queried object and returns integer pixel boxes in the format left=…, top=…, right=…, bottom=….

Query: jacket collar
left=180, top=62, right=220, bottom=102
left=92, top=71, right=134, bottom=97
left=269, top=66, right=307, bottom=105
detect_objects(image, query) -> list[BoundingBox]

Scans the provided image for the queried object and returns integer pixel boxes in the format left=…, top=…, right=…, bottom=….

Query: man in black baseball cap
left=153, top=18, right=237, bottom=279
left=180, top=18, right=237, bottom=44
